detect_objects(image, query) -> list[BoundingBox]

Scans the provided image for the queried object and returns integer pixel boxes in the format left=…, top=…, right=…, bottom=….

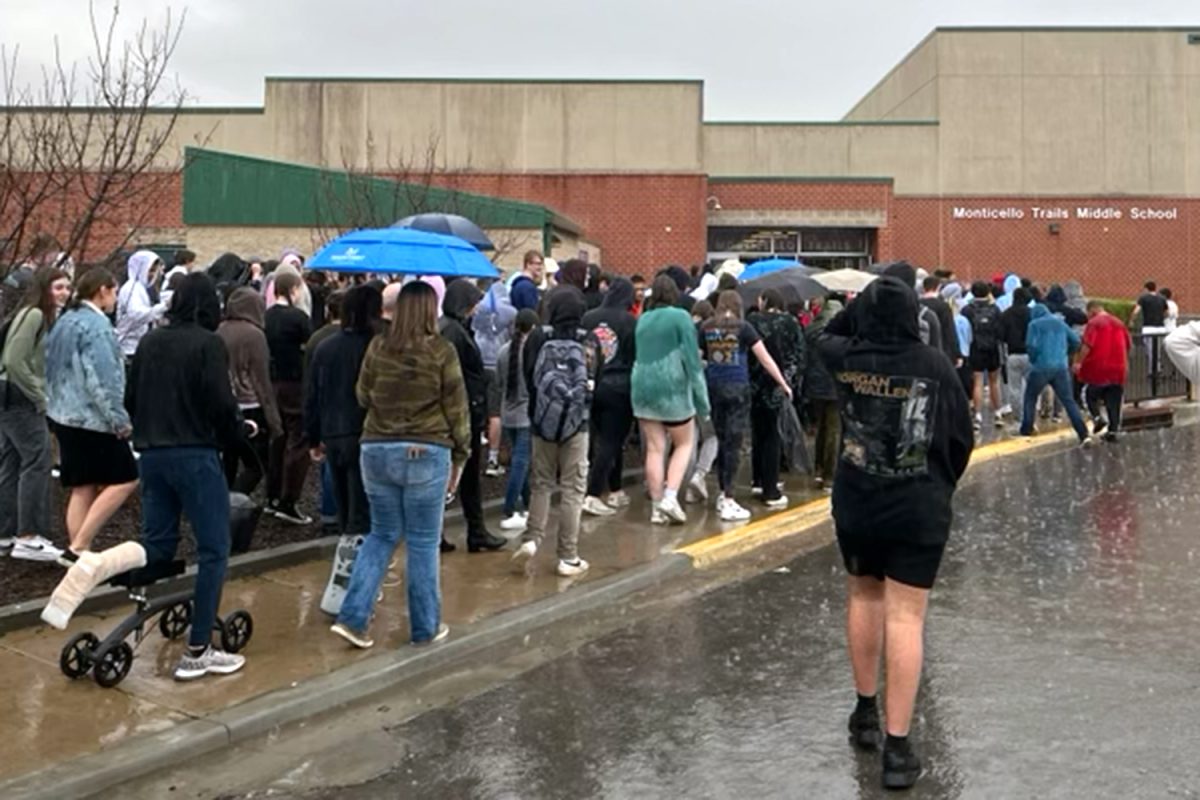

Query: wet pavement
left=125, top=424, right=1200, bottom=800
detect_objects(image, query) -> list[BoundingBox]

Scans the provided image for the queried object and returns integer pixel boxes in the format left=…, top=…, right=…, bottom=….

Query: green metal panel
left=182, top=147, right=550, bottom=229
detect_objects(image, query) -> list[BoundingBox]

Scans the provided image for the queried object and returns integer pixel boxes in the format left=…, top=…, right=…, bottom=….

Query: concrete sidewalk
left=0, top=424, right=1092, bottom=799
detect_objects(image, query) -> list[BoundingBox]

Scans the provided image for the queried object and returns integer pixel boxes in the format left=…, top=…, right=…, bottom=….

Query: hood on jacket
left=546, top=285, right=587, bottom=330
left=664, top=266, right=692, bottom=293
left=168, top=273, right=221, bottom=331
left=1064, top=280, right=1086, bottom=308
left=602, top=277, right=636, bottom=311
left=126, top=250, right=161, bottom=289
left=1029, top=304, right=1050, bottom=322
left=484, top=280, right=512, bottom=309
left=856, top=277, right=921, bottom=344
left=209, top=252, right=248, bottom=286
left=443, top=278, right=483, bottom=322
left=1003, top=274, right=1021, bottom=295
left=882, top=261, right=918, bottom=292
left=941, top=283, right=963, bottom=304
left=1045, top=285, right=1067, bottom=308
left=280, top=250, right=304, bottom=268
left=558, top=259, right=588, bottom=291
left=224, top=287, right=266, bottom=328
left=691, top=273, right=719, bottom=301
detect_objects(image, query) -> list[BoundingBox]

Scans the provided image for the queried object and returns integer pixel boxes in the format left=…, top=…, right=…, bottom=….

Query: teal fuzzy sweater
left=631, top=306, right=710, bottom=421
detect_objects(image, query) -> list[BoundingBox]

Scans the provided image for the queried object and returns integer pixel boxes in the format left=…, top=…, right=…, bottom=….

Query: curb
left=1, top=553, right=692, bottom=800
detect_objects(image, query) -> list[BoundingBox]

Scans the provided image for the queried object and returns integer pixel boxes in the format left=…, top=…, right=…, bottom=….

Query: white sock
left=488, top=449, right=499, bottom=464
left=663, top=488, right=678, bottom=503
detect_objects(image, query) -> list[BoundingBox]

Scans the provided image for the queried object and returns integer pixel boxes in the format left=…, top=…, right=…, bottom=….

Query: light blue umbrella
left=738, top=258, right=808, bottom=282
left=307, top=227, right=500, bottom=279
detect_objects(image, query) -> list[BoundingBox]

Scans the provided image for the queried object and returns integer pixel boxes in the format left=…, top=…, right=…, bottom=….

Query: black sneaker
left=1092, top=416, right=1109, bottom=436
left=882, top=740, right=922, bottom=791
left=274, top=503, right=313, bottom=526
left=467, top=530, right=507, bottom=553
left=848, top=704, right=883, bottom=751
left=440, top=538, right=457, bottom=554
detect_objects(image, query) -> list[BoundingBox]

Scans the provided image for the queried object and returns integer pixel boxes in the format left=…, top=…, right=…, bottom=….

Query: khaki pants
left=524, top=432, right=588, bottom=562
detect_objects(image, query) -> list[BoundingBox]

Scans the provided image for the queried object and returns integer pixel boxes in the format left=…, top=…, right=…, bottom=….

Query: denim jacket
left=46, top=303, right=130, bottom=433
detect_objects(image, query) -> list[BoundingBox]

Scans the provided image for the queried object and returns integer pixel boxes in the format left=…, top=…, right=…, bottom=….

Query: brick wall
left=709, top=180, right=893, bottom=212
left=421, top=173, right=709, bottom=274
left=890, top=197, right=1200, bottom=306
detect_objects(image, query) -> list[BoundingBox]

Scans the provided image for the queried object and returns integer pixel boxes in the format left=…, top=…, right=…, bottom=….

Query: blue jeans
left=503, top=426, right=531, bottom=516
left=337, top=441, right=450, bottom=643
left=1022, top=368, right=1088, bottom=441
left=138, top=448, right=231, bottom=649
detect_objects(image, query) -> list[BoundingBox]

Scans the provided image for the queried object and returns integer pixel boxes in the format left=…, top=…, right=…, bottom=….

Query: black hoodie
left=580, top=277, right=637, bottom=384
left=440, top=279, right=487, bottom=426
left=523, top=285, right=598, bottom=415
left=818, top=276, right=974, bottom=545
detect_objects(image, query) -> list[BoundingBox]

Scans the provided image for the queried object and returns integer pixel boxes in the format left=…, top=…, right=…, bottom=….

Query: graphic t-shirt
left=699, top=317, right=760, bottom=386
left=838, top=372, right=939, bottom=479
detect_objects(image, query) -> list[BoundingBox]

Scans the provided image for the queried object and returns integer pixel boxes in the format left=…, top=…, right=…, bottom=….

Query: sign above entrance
left=951, top=205, right=1179, bottom=221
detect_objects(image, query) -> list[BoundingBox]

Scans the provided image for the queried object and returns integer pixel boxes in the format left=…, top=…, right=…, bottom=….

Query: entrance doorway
left=706, top=226, right=874, bottom=270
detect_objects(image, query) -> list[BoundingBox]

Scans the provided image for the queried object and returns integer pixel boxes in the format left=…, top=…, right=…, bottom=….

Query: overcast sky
left=2, top=0, right=1197, bottom=120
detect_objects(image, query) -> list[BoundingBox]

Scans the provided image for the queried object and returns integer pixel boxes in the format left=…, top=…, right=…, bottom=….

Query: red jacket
left=1078, top=312, right=1131, bottom=386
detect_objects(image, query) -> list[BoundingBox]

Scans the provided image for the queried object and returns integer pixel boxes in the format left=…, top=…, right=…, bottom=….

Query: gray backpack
left=530, top=332, right=591, bottom=442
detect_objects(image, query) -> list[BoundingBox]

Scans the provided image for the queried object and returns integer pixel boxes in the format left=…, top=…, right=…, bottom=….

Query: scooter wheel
left=220, top=610, right=254, bottom=653
left=93, top=641, right=134, bottom=688
left=158, top=601, right=192, bottom=640
left=60, top=631, right=99, bottom=679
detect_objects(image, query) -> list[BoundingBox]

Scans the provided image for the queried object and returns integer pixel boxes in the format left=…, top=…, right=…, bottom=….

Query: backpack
left=530, top=330, right=591, bottom=442
left=967, top=303, right=1002, bottom=355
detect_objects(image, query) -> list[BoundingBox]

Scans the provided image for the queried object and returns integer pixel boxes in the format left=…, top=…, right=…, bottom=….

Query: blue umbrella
left=307, top=227, right=500, bottom=279
left=392, top=213, right=494, bottom=251
left=739, top=258, right=808, bottom=282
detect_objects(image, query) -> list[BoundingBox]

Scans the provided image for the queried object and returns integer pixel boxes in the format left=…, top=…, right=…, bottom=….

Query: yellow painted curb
left=676, top=427, right=1078, bottom=569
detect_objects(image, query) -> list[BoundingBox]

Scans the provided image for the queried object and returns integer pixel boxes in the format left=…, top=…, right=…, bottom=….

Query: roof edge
left=265, top=76, right=704, bottom=86
left=706, top=120, right=937, bottom=127
left=842, top=28, right=940, bottom=121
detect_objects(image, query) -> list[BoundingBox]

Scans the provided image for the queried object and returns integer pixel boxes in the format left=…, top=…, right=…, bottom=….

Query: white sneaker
left=764, top=495, right=788, bottom=510
left=718, top=496, right=752, bottom=522
left=511, top=540, right=537, bottom=572
left=556, top=558, right=590, bottom=577
left=331, top=623, right=375, bottom=649
left=1081, top=436, right=1099, bottom=450
left=0, top=537, right=12, bottom=554
left=973, top=414, right=982, bottom=431
left=11, top=535, right=64, bottom=563
left=174, top=647, right=247, bottom=681
left=687, top=471, right=709, bottom=502
left=413, top=623, right=450, bottom=646
left=659, top=496, right=687, bottom=524
left=606, top=491, right=631, bottom=509
left=750, top=486, right=764, bottom=497
left=650, top=504, right=669, bottom=525
left=500, top=512, right=528, bottom=531
left=999, top=404, right=1013, bottom=417
left=582, top=496, right=617, bottom=517
left=484, top=462, right=505, bottom=478
left=993, top=411, right=1005, bottom=428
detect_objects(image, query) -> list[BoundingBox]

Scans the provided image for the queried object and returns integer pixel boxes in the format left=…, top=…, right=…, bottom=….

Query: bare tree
left=0, top=1, right=189, bottom=272
left=312, top=132, right=529, bottom=265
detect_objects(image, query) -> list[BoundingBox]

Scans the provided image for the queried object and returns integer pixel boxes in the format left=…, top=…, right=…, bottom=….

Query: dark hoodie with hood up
left=218, top=288, right=282, bottom=437
left=523, top=285, right=599, bottom=419
left=1045, top=285, right=1088, bottom=327
left=127, top=273, right=243, bottom=452
left=580, top=277, right=637, bottom=385
left=817, top=276, right=974, bottom=545
left=440, top=279, right=487, bottom=426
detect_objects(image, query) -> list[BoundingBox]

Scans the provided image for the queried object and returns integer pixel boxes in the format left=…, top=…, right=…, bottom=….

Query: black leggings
left=750, top=398, right=782, bottom=501
left=224, top=407, right=269, bottom=495
left=588, top=380, right=633, bottom=497
left=709, top=383, right=750, bottom=495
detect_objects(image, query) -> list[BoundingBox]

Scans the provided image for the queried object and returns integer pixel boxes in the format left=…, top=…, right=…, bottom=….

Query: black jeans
left=460, top=417, right=487, bottom=538
left=709, top=383, right=750, bottom=495
left=223, top=407, right=269, bottom=495
left=1084, top=384, right=1123, bottom=433
left=587, top=379, right=633, bottom=497
left=267, top=381, right=309, bottom=506
left=325, top=434, right=371, bottom=536
left=750, top=399, right=782, bottom=501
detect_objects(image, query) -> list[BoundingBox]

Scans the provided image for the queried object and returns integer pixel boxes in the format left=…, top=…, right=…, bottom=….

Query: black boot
left=882, top=735, right=922, bottom=791
left=440, top=538, right=457, bottom=554
left=467, top=530, right=506, bottom=552
left=848, top=697, right=883, bottom=751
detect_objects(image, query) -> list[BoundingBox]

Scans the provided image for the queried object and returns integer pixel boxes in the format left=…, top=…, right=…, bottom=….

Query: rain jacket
left=1026, top=304, right=1080, bottom=373
left=1165, top=322, right=1200, bottom=385
left=439, top=279, right=487, bottom=427
left=45, top=302, right=129, bottom=433
left=1063, top=281, right=1088, bottom=313
left=630, top=304, right=710, bottom=422
left=817, top=276, right=974, bottom=544
left=1045, top=285, right=1088, bottom=328
left=265, top=258, right=313, bottom=319
left=218, top=288, right=282, bottom=437
left=995, top=274, right=1021, bottom=312
left=581, top=277, right=638, bottom=385
left=473, top=281, right=517, bottom=370
left=116, top=250, right=166, bottom=357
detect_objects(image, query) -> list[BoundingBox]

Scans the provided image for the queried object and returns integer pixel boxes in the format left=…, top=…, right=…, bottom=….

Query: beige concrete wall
left=844, top=34, right=939, bottom=121
left=549, top=231, right=602, bottom=267
left=703, top=123, right=939, bottom=193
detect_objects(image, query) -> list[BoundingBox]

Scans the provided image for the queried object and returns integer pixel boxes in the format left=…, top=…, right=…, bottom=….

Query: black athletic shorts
left=969, top=348, right=1002, bottom=373
left=836, top=529, right=946, bottom=590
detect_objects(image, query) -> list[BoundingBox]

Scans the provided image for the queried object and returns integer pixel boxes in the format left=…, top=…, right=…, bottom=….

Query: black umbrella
left=392, top=213, right=495, bottom=251
left=738, top=266, right=827, bottom=309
